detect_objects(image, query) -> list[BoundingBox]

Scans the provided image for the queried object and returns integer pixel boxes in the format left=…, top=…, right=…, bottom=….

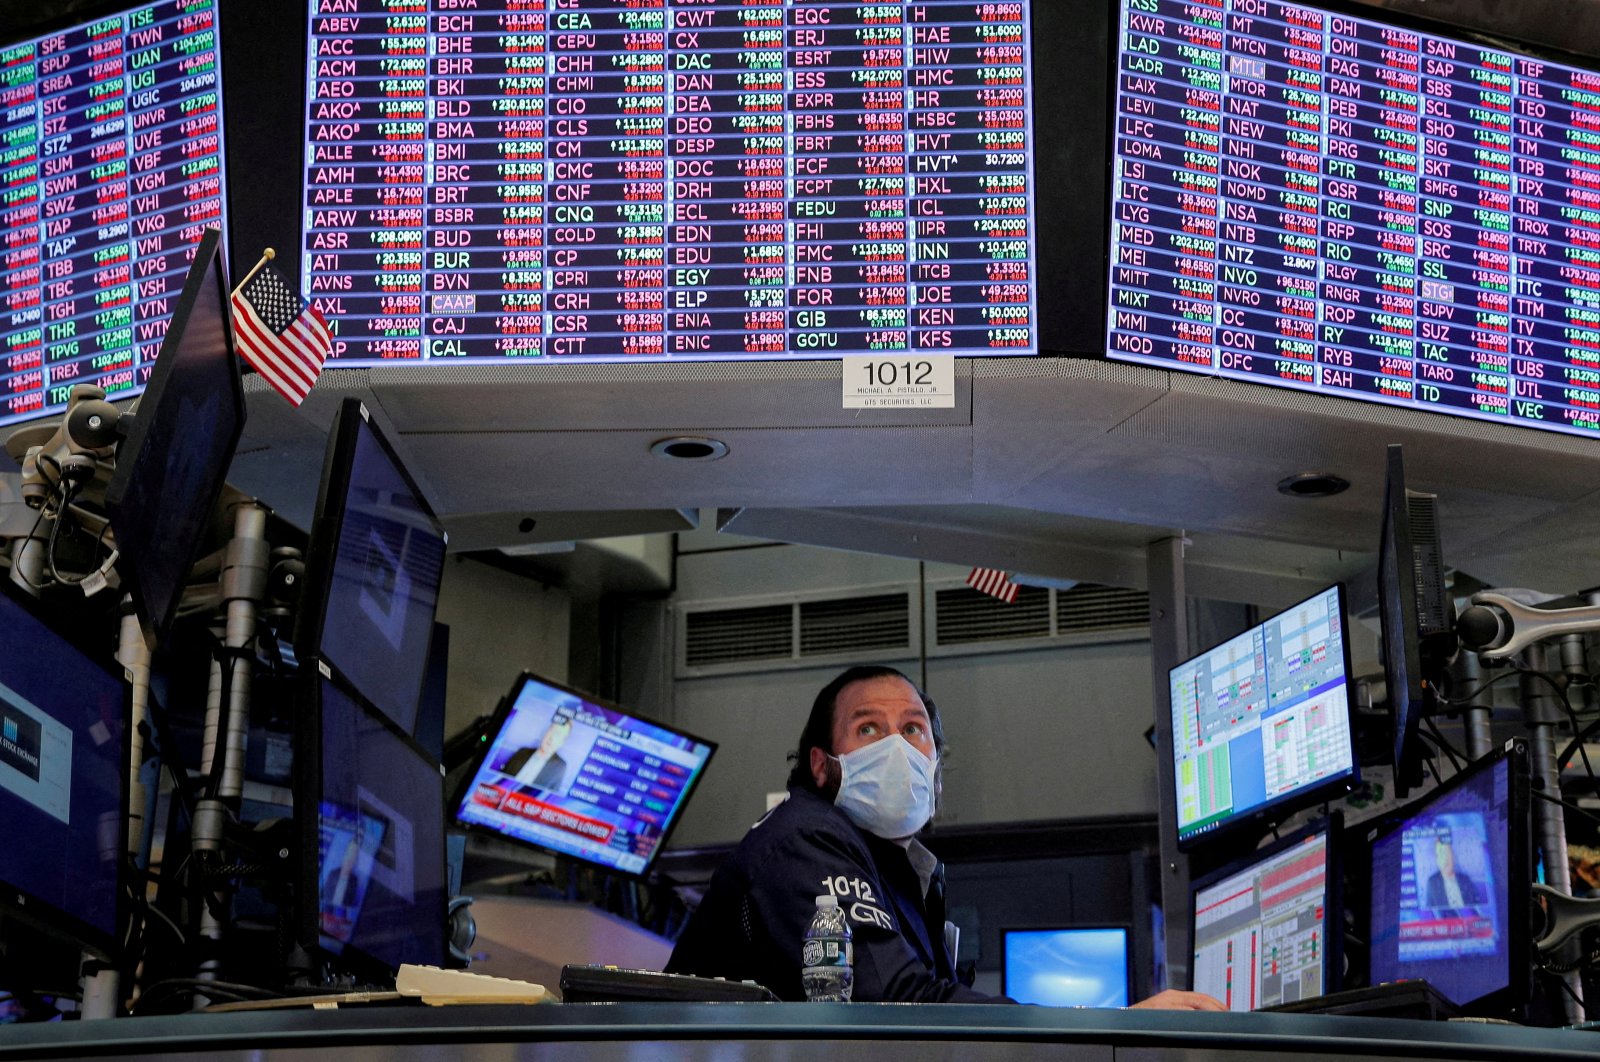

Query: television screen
left=1170, top=584, right=1356, bottom=846
left=0, top=582, right=126, bottom=958
left=1001, top=926, right=1131, bottom=1008
left=300, top=397, right=446, bottom=738
left=453, top=672, right=715, bottom=877
left=302, top=666, right=445, bottom=975
left=299, top=2, right=1038, bottom=362
left=1107, top=0, right=1600, bottom=439
left=1, top=0, right=228, bottom=430
left=1369, top=741, right=1530, bottom=1015
left=1190, top=818, right=1340, bottom=1011
left=104, top=226, right=245, bottom=651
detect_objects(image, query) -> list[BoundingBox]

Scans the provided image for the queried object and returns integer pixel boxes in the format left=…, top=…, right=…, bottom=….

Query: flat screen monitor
left=453, top=672, right=715, bottom=878
left=104, top=226, right=245, bottom=651
left=298, top=663, right=446, bottom=978
left=298, top=396, right=446, bottom=738
left=1107, top=0, right=1600, bottom=440
left=0, top=581, right=127, bottom=958
left=1001, top=926, right=1131, bottom=1008
left=1377, top=443, right=1450, bottom=798
left=1369, top=739, right=1531, bottom=1017
left=1170, top=583, right=1357, bottom=846
left=298, top=3, right=1039, bottom=363
left=1, top=0, right=229, bottom=429
left=1190, top=816, right=1342, bottom=1011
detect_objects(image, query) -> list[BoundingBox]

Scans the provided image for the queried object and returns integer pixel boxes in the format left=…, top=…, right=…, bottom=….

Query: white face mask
left=830, top=735, right=938, bottom=840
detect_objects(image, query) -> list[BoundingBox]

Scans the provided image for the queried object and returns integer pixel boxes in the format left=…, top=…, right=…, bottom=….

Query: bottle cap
left=815, top=894, right=838, bottom=907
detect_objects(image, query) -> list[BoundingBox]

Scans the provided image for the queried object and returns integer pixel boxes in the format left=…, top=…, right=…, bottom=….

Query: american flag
left=230, top=259, right=331, bottom=406
left=966, top=567, right=1019, bottom=604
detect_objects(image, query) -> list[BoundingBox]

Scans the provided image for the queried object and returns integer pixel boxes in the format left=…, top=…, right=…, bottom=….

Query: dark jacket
left=665, top=787, right=1004, bottom=1003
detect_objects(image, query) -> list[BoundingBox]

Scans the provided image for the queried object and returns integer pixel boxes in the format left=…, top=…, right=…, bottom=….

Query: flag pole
left=230, top=247, right=276, bottom=297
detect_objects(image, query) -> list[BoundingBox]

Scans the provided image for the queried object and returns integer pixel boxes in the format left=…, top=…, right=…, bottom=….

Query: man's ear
left=810, top=746, right=830, bottom=789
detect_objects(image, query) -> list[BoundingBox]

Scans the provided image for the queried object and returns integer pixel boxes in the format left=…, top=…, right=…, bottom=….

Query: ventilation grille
left=1056, top=584, right=1150, bottom=634
left=935, top=586, right=1051, bottom=644
left=684, top=604, right=792, bottom=668
left=800, top=594, right=910, bottom=657
left=1407, top=491, right=1450, bottom=637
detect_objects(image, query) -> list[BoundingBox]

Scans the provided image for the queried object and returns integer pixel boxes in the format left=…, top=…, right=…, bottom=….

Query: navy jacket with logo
left=665, top=787, right=1004, bottom=1003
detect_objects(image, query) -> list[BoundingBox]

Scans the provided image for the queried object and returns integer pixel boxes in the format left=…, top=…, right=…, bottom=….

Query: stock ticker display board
left=1108, top=0, right=1600, bottom=438
left=1, top=1, right=227, bottom=429
left=301, top=1, right=1038, bottom=362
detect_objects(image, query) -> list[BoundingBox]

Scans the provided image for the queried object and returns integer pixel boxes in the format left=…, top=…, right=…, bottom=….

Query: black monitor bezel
left=1187, top=812, right=1345, bottom=1010
left=1377, top=444, right=1431, bottom=798
left=999, top=923, right=1133, bottom=1007
left=0, top=578, right=131, bottom=962
left=293, top=396, right=447, bottom=739
left=293, top=658, right=447, bottom=984
left=1365, top=739, right=1532, bottom=1020
left=450, top=670, right=717, bottom=881
left=103, top=227, right=245, bottom=652
left=1170, top=583, right=1360, bottom=850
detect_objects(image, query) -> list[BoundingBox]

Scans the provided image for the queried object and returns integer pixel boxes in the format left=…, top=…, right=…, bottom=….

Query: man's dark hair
left=785, top=665, right=943, bottom=793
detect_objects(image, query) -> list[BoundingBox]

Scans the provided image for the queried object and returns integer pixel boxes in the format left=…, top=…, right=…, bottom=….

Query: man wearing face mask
left=665, top=665, right=1223, bottom=1010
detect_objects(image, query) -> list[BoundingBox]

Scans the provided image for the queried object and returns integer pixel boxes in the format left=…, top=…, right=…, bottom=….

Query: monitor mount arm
left=1458, top=591, right=1600, bottom=659
left=1533, top=884, right=1600, bottom=970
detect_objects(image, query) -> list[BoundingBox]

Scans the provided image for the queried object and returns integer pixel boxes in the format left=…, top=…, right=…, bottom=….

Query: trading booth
left=6, top=0, right=1600, bottom=1056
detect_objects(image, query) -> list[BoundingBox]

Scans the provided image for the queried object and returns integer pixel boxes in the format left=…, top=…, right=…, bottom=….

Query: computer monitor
left=105, top=227, right=246, bottom=651
left=297, top=397, right=447, bottom=738
left=1377, top=444, right=1451, bottom=798
left=453, top=672, right=715, bottom=878
left=1001, top=926, right=1131, bottom=1008
left=1190, top=816, right=1343, bottom=1012
left=1170, top=584, right=1358, bottom=847
left=1368, top=740, right=1531, bottom=1018
left=296, top=663, right=446, bottom=980
left=0, top=581, right=128, bottom=959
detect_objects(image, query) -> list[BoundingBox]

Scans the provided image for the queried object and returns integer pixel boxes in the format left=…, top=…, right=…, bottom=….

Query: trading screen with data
left=1108, top=0, right=1600, bottom=438
left=1, top=0, right=227, bottom=430
left=1192, top=825, right=1334, bottom=1010
left=301, top=1, right=1037, bottom=362
left=1171, top=584, right=1355, bottom=844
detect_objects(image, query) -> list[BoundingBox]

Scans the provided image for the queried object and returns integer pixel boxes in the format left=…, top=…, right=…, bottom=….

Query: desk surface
left=0, top=1003, right=1598, bottom=1061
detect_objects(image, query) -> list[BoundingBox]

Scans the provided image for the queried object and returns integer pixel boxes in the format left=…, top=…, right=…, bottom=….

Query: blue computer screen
left=318, top=410, right=446, bottom=737
left=316, top=673, right=445, bottom=970
left=1369, top=754, right=1513, bottom=1008
left=454, top=673, right=714, bottom=877
left=1171, top=585, right=1356, bottom=843
left=1002, top=927, right=1131, bottom=1008
left=0, top=589, right=125, bottom=949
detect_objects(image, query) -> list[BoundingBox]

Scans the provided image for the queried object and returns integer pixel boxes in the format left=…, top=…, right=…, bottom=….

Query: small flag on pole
left=966, top=567, right=1019, bottom=604
left=231, top=250, right=331, bottom=406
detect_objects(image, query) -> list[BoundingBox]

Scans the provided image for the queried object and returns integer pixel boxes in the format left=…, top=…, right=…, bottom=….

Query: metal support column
left=1148, top=533, right=1189, bottom=990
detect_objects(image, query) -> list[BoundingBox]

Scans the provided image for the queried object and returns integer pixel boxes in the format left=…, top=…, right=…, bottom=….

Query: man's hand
left=1128, top=989, right=1227, bottom=1011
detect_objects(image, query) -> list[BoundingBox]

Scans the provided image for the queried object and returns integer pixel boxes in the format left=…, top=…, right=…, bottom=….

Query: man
left=1424, top=830, right=1486, bottom=911
left=667, top=665, right=1222, bottom=1009
left=502, top=712, right=573, bottom=792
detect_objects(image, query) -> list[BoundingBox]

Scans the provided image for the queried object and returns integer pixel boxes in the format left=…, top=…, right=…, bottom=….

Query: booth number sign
left=842, top=355, right=955, bottom=409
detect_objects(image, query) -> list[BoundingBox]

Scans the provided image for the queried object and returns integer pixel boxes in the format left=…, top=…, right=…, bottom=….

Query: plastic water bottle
left=801, top=894, right=853, bottom=1002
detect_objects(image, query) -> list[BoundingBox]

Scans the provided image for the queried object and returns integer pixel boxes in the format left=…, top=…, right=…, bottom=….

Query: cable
left=1561, top=717, right=1600, bottom=781
left=1533, top=789, right=1600, bottom=832
left=44, top=480, right=82, bottom=586
left=9, top=477, right=61, bottom=590
left=1420, top=717, right=1465, bottom=772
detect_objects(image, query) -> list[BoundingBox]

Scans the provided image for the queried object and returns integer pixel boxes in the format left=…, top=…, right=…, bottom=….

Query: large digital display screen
left=1191, top=824, right=1334, bottom=1010
left=454, top=672, right=714, bottom=876
left=1109, top=0, right=1600, bottom=438
left=1170, top=584, right=1355, bottom=845
left=301, top=1, right=1037, bottom=362
left=1, top=0, right=227, bottom=429
left=1370, top=751, right=1519, bottom=1009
